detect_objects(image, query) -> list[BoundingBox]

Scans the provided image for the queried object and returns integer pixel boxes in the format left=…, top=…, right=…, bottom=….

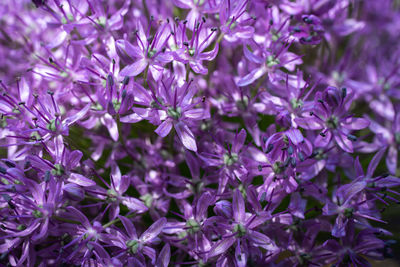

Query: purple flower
left=0, top=0, right=399, bottom=266
left=132, top=77, right=209, bottom=151
left=110, top=216, right=166, bottom=265
left=296, top=86, right=370, bottom=153
left=237, top=40, right=302, bottom=87
left=171, top=20, right=219, bottom=75
left=117, top=21, right=172, bottom=80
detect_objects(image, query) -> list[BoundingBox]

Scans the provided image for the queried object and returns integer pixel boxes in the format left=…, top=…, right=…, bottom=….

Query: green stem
left=52, top=216, right=81, bottom=225
left=143, top=64, right=149, bottom=88
left=217, top=32, right=225, bottom=44
left=185, top=63, right=191, bottom=82
left=116, top=113, right=126, bottom=148
left=103, top=212, right=136, bottom=228
left=142, top=0, right=150, bottom=22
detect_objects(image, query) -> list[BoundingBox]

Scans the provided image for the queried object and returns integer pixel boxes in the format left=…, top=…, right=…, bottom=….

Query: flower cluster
left=0, top=0, right=399, bottom=266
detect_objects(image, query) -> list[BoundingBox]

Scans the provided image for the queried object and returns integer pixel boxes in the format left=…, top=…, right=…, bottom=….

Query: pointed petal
left=285, top=128, right=304, bottom=145
left=172, top=0, right=192, bottom=8
left=295, top=117, right=324, bottom=130
left=18, top=77, right=31, bottom=105
left=315, top=130, right=332, bottom=148
left=196, top=192, right=212, bottom=219
left=116, top=40, right=143, bottom=58
left=118, top=215, right=137, bottom=239
left=343, top=117, right=370, bottom=130
left=156, top=244, right=171, bottom=267
left=120, top=59, right=147, bottom=77
left=174, top=122, right=197, bottom=151
left=232, top=129, right=246, bottom=153
left=122, top=197, right=148, bottom=213
left=248, top=230, right=275, bottom=250
left=354, top=156, right=364, bottom=178
left=66, top=206, right=91, bottom=228
left=189, top=61, right=208, bottom=75
left=334, top=132, right=353, bottom=153
left=338, top=181, right=366, bottom=206
left=143, top=246, right=157, bottom=264
left=68, top=173, right=96, bottom=187
left=67, top=150, right=83, bottom=169
left=233, top=189, right=245, bottom=223
left=208, top=237, right=235, bottom=259
left=332, top=215, right=347, bottom=237
left=386, top=145, right=398, bottom=175
left=100, top=113, right=119, bottom=141
left=184, top=108, right=208, bottom=120
left=237, top=67, right=266, bottom=87
left=243, top=46, right=264, bottom=64
left=155, top=119, right=173, bottom=138
left=140, top=217, right=167, bottom=243
left=64, top=104, right=91, bottom=126
left=198, top=43, right=219, bottom=61
left=367, top=147, right=386, bottom=178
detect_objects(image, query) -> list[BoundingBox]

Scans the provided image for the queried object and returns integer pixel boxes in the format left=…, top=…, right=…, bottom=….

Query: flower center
left=186, top=219, right=200, bottom=234
left=266, top=55, right=280, bottom=67
left=106, top=189, right=119, bottom=202
left=126, top=239, right=140, bottom=254
left=32, top=209, right=43, bottom=218
left=223, top=153, right=238, bottom=166
left=147, top=49, right=157, bottom=58
left=140, top=193, right=153, bottom=207
left=233, top=223, right=246, bottom=237
left=326, top=116, right=339, bottom=129
left=290, top=98, right=303, bottom=109
left=167, top=107, right=182, bottom=120
left=46, top=119, right=57, bottom=132
left=51, top=164, right=65, bottom=176
left=343, top=207, right=353, bottom=218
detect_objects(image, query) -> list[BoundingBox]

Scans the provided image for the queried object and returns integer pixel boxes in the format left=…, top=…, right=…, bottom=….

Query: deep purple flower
left=237, top=40, right=302, bottom=86
left=117, top=21, right=172, bottom=80
left=171, top=20, right=219, bottom=75
left=296, top=86, right=370, bottom=153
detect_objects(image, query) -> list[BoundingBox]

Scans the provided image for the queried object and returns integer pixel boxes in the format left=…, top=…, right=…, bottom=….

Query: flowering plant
left=0, top=0, right=399, bottom=266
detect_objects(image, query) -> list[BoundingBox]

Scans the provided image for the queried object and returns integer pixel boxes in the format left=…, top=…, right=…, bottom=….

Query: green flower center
left=30, top=131, right=41, bottom=141
left=223, top=153, right=238, bottom=166
left=273, top=161, right=284, bottom=174
left=17, top=224, right=27, bottom=231
left=186, top=219, right=200, bottom=234
left=46, top=119, right=57, bottom=132
left=112, top=99, right=121, bottom=112
left=97, top=17, right=107, bottom=28
left=140, top=193, right=153, bottom=208
left=106, top=189, right=119, bottom=202
left=290, top=98, right=303, bottom=109
left=32, top=209, right=43, bottom=218
left=326, top=116, right=339, bottom=129
left=313, top=148, right=326, bottom=160
left=126, top=239, right=140, bottom=254
left=188, top=48, right=195, bottom=57
left=233, top=223, right=246, bottom=237
left=167, top=107, right=182, bottom=120
left=266, top=55, right=280, bottom=67
left=51, top=164, right=65, bottom=176
left=344, top=207, right=353, bottom=218
left=147, top=49, right=157, bottom=58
